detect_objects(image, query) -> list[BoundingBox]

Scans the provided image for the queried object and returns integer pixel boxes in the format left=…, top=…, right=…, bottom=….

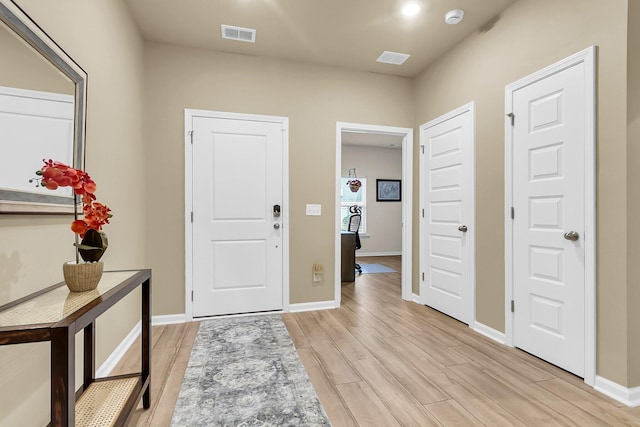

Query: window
left=341, top=177, right=366, bottom=233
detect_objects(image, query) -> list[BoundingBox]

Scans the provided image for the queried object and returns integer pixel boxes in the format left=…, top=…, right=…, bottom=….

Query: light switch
left=306, top=204, right=321, bottom=216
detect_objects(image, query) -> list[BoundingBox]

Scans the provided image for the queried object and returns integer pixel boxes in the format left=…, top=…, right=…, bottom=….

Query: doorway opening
left=335, top=122, right=413, bottom=306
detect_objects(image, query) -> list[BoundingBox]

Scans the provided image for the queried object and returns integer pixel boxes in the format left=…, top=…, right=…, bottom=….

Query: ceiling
left=342, top=131, right=403, bottom=149
left=124, top=0, right=516, bottom=78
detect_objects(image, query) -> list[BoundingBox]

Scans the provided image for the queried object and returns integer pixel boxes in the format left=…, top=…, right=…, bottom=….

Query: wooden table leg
left=51, top=326, right=75, bottom=427
left=84, top=322, right=96, bottom=390
left=142, top=276, right=152, bottom=408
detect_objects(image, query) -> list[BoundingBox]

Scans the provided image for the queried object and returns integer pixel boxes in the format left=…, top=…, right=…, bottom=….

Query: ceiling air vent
left=376, top=51, right=410, bottom=65
left=221, top=24, right=256, bottom=43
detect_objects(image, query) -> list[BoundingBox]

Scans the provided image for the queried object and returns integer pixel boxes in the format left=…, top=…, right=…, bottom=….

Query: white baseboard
left=153, top=314, right=187, bottom=325
left=473, top=322, right=506, bottom=345
left=289, top=300, right=337, bottom=313
left=594, top=376, right=640, bottom=407
left=357, top=251, right=402, bottom=257
left=411, top=293, right=420, bottom=304
left=96, top=320, right=141, bottom=378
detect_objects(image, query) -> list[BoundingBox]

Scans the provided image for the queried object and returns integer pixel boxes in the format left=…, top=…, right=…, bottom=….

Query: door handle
left=564, top=231, right=579, bottom=241
left=273, top=223, right=280, bottom=230
left=458, top=225, right=468, bottom=232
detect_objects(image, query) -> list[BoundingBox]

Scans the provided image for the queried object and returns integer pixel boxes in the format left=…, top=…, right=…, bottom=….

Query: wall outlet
left=312, top=263, right=323, bottom=282
left=306, top=204, right=321, bottom=216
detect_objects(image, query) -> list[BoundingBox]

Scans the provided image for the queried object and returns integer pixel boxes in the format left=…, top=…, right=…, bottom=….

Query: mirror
left=0, top=0, right=87, bottom=214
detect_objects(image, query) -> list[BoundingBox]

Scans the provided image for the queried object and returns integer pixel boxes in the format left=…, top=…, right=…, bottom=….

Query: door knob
left=564, top=231, right=579, bottom=241
left=458, top=225, right=468, bottom=232
left=273, top=223, right=280, bottom=230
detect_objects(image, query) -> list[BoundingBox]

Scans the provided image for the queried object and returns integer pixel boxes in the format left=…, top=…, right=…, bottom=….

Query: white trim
left=152, top=314, right=187, bottom=325
left=195, top=311, right=284, bottom=321
left=289, top=300, right=338, bottom=313
left=504, top=46, right=596, bottom=385
left=0, top=84, right=75, bottom=102
left=336, top=122, right=414, bottom=305
left=411, top=293, right=420, bottom=304
left=357, top=251, right=402, bottom=257
left=473, top=322, right=506, bottom=345
left=594, top=376, right=640, bottom=407
left=96, top=321, right=141, bottom=378
left=419, top=102, right=476, bottom=329
left=184, top=109, right=290, bottom=321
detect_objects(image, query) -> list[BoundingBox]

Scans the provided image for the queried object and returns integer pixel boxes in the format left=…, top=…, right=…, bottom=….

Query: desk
left=0, top=269, right=151, bottom=426
left=341, top=231, right=356, bottom=282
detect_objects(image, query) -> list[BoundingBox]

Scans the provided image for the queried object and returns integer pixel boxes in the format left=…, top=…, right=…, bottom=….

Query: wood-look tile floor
left=117, top=255, right=640, bottom=426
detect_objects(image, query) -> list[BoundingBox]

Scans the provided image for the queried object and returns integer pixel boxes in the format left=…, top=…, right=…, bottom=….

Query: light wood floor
left=116, top=255, right=640, bottom=426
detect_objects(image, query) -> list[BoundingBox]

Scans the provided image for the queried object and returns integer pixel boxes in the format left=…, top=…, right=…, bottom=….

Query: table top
left=0, top=270, right=143, bottom=328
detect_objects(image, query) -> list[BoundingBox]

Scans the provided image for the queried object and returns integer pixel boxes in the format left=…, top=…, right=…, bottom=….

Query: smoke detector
left=445, top=9, right=464, bottom=25
left=221, top=24, right=256, bottom=43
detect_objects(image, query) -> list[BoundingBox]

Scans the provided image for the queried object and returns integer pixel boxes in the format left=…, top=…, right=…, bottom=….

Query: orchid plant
left=32, top=159, right=112, bottom=263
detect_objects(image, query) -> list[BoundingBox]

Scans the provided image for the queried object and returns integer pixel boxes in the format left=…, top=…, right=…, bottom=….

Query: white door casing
left=420, top=102, right=475, bottom=326
left=505, top=47, right=596, bottom=383
left=185, top=110, right=289, bottom=318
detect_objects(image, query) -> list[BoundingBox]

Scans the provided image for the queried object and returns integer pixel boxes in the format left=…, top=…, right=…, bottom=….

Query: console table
left=0, top=269, right=151, bottom=426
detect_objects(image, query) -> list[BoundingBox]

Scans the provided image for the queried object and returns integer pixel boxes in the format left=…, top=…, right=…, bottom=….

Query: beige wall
left=341, top=145, right=402, bottom=254
left=144, top=42, right=414, bottom=311
left=627, top=0, right=640, bottom=386
left=414, top=0, right=630, bottom=385
left=0, top=0, right=145, bottom=424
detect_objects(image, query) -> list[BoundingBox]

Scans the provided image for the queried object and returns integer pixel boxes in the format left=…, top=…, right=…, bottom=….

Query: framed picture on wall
left=376, top=179, right=401, bottom=202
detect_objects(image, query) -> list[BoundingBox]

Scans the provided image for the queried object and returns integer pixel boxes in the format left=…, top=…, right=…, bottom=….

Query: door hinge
left=191, top=211, right=193, bottom=222
left=422, top=272, right=425, bottom=281
left=420, top=145, right=425, bottom=154
left=511, top=300, right=515, bottom=313
left=191, top=290, right=194, bottom=301
left=189, top=130, right=194, bottom=144
left=422, top=208, right=425, bottom=218
left=507, top=112, right=515, bottom=126
left=511, top=207, right=515, bottom=219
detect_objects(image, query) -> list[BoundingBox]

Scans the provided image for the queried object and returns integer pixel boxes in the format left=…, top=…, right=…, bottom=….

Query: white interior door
left=0, top=86, right=74, bottom=196
left=190, top=115, right=284, bottom=317
left=510, top=59, right=586, bottom=377
left=420, top=103, right=475, bottom=325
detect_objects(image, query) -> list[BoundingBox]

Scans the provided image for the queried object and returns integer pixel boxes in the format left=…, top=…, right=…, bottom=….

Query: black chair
left=347, top=206, right=362, bottom=274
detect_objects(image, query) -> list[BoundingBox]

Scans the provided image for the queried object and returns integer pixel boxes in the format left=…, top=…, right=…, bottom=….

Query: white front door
left=509, top=56, right=589, bottom=377
left=420, top=103, right=475, bottom=325
left=190, top=113, right=285, bottom=317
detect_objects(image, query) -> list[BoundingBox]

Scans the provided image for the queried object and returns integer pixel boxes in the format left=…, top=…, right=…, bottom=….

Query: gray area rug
left=359, top=263, right=396, bottom=274
left=171, top=314, right=331, bottom=426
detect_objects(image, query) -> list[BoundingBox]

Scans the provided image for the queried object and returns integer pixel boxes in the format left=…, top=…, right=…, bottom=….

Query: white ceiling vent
left=221, top=24, right=256, bottom=43
left=376, top=51, right=410, bottom=65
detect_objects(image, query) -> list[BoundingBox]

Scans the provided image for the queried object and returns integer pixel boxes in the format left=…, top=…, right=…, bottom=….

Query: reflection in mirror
left=0, top=19, right=74, bottom=94
left=0, top=0, right=87, bottom=213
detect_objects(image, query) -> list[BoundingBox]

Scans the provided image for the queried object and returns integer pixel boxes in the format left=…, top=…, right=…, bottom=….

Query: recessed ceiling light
left=376, top=51, right=411, bottom=65
left=402, top=2, right=421, bottom=17
left=445, top=9, right=464, bottom=25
